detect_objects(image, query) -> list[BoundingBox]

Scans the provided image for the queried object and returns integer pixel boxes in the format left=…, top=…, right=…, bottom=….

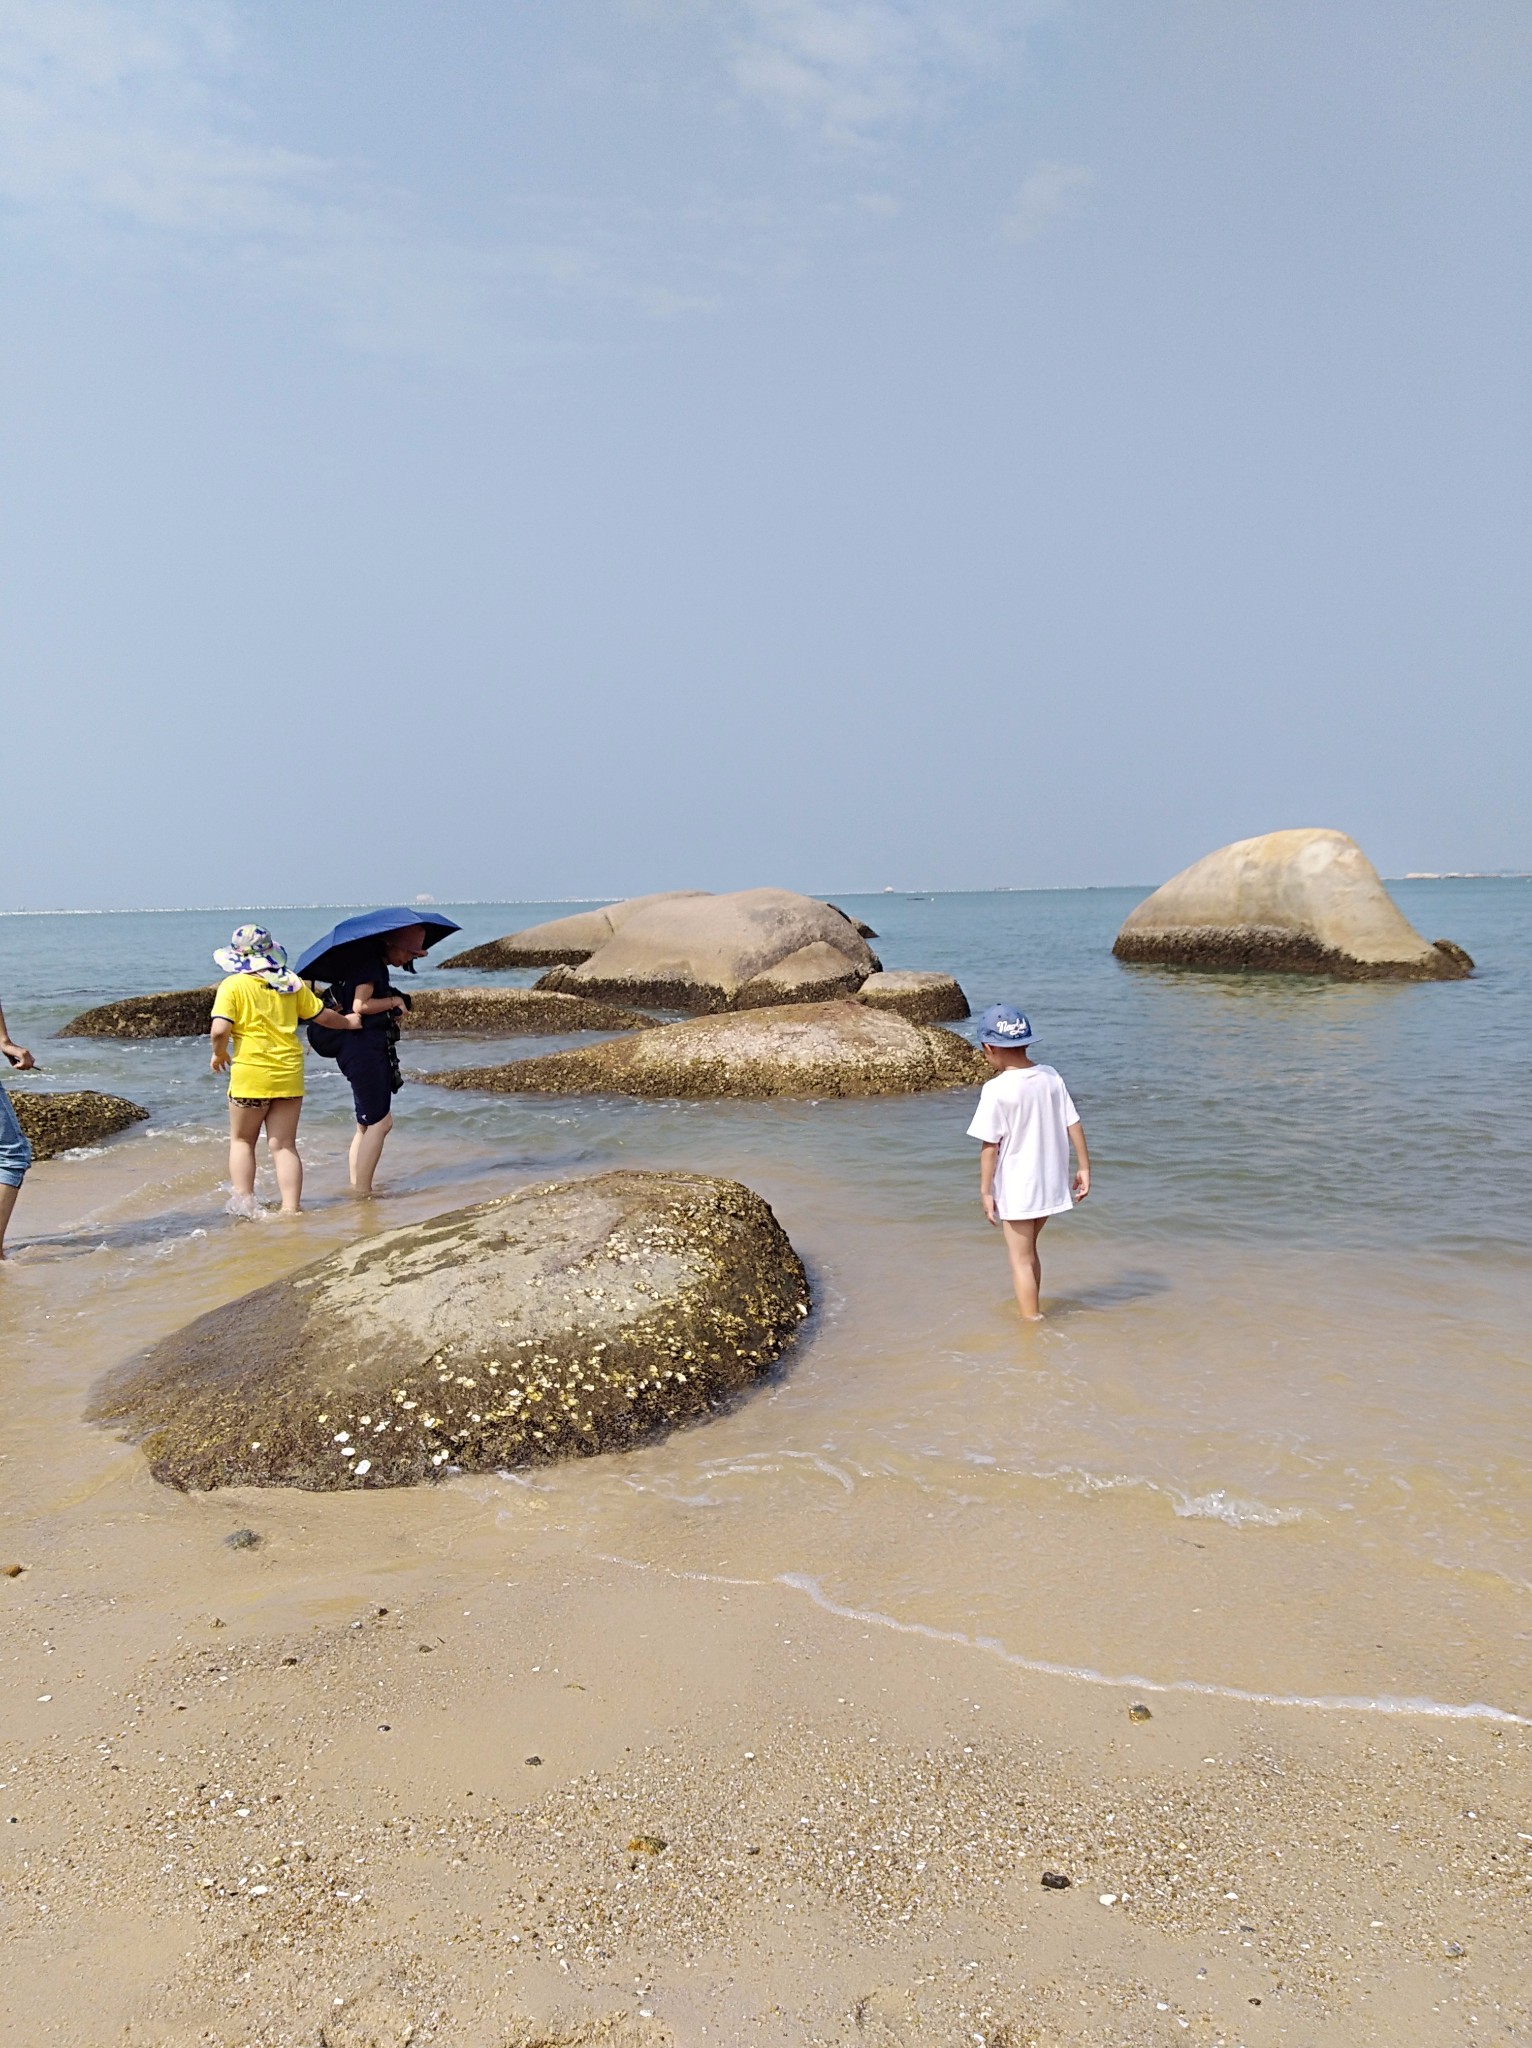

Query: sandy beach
left=3, top=912, right=1529, bottom=2048
left=5, top=1498, right=1528, bottom=2047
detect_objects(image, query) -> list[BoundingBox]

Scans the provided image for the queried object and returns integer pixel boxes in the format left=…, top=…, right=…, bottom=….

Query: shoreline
left=5, top=1521, right=1527, bottom=2046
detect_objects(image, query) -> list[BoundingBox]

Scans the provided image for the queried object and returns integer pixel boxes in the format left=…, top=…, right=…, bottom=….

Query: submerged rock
left=536, top=888, right=881, bottom=1011
left=400, top=988, right=658, bottom=1034
left=11, top=1090, right=149, bottom=1159
left=855, top=969, right=969, bottom=1023
left=424, top=1000, right=986, bottom=1100
left=440, top=892, right=709, bottom=969
left=1113, top=829, right=1473, bottom=980
left=60, top=988, right=216, bottom=1038
left=89, top=1170, right=810, bottom=1491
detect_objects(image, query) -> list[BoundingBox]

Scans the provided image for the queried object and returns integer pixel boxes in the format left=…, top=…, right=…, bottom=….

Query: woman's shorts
left=0, top=1082, right=32, bottom=1189
left=335, top=1036, right=396, bottom=1127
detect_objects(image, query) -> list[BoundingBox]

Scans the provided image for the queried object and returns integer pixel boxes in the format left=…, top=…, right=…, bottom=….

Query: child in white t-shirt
left=966, top=1004, right=1090, bottom=1323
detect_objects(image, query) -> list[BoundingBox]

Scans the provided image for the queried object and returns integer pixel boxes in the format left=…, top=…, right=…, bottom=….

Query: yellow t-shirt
left=212, top=976, right=323, bottom=1099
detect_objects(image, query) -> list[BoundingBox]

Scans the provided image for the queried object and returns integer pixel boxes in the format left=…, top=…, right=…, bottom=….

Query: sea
left=2, top=883, right=1529, bottom=1724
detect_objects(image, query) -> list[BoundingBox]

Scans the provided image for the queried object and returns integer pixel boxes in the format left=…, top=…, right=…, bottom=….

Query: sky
left=1, top=0, right=1529, bottom=909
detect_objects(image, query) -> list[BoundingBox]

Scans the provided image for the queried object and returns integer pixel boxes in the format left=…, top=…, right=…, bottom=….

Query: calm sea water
left=3, top=884, right=1530, bottom=1718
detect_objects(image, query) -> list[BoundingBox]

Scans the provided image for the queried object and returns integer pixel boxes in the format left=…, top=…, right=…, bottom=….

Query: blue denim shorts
left=0, top=1080, right=33, bottom=1189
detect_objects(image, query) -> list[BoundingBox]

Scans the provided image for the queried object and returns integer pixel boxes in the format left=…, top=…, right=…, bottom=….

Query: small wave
left=1042, top=1465, right=1300, bottom=1527
left=593, top=1554, right=1527, bottom=1726
left=1172, top=1489, right=1301, bottom=1528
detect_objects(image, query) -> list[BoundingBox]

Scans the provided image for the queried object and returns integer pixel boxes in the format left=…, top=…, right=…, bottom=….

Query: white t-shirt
left=967, top=1063, right=1081, bottom=1220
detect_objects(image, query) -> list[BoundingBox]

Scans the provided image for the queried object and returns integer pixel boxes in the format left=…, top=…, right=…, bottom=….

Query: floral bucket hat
left=213, top=924, right=303, bottom=994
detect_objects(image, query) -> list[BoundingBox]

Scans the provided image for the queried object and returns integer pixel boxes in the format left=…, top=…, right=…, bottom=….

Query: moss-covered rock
left=855, top=970, right=970, bottom=1023
left=400, top=988, right=659, bottom=1034
left=60, top=988, right=216, bottom=1038
left=11, top=1090, right=149, bottom=1160
left=89, top=1171, right=809, bottom=1492
left=424, top=1000, right=986, bottom=1100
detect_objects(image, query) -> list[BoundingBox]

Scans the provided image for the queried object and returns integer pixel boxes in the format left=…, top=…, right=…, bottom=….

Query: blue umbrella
left=296, top=907, right=462, bottom=985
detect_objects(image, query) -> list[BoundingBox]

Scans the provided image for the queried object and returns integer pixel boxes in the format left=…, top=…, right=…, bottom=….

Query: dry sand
left=3, top=1492, right=1527, bottom=2048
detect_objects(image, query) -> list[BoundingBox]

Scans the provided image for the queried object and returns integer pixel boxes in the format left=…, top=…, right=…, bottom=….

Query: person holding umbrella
left=297, top=908, right=461, bottom=1198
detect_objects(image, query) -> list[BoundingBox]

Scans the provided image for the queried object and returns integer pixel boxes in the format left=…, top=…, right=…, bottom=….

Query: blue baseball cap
left=978, top=1003, right=1033, bottom=1047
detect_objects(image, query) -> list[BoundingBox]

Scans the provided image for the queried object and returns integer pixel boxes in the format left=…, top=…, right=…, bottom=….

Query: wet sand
left=3, top=1127, right=1530, bottom=2045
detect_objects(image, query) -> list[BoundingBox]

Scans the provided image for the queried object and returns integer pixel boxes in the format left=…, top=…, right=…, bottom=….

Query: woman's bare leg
left=1000, top=1216, right=1047, bottom=1321
left=349, top=1111, right=393, bottom=1196
left=227, top=1099, right=265, bottom=1205
left=265, top=1097, right=304, bottom=1214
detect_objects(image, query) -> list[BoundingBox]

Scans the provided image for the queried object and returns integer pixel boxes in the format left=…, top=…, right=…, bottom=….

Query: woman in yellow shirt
left=209, top=925, right=357, bottom=1217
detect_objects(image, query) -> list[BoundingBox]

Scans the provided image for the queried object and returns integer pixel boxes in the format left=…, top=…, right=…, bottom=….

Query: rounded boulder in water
left=88, top=1171, right=811, bottom=1491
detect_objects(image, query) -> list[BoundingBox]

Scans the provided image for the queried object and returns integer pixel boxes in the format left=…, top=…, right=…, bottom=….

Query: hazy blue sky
left=2, top=0, right=1528, bottom=908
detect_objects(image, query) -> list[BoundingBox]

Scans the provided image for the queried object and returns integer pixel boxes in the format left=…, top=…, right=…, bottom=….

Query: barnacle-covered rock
left=855, top=970, right=969, bottom=1023
left=60, top=988, right=216, bottom=1038
left=88, top=1171, right=810, bottom=1491
left=400, top=988, right=659, bottom=1034
left=1113, top=829, right=1473, bottom=979
left=440, top=893, right=709, bottom=969
left=11, top=1090, right=149, bottom=1159
left=533, top=889, right=880, bottom=1011
left=423, top=1000, right=987, bottom=1100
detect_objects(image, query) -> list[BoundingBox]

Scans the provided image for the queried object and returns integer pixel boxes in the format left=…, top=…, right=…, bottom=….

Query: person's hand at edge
left=1, top=1040, right=34, bottom=1070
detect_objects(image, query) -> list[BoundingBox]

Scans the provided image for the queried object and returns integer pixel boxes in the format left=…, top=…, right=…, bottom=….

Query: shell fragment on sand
left=399, top=988, right=659, bottom=1034
left=60, top=988, right=217, bottom=1038
left=88, top=1170, right=810, bottom=1491
left=440, top=892, right=709, bottom=969
left=10, top=1091, right=150, bottom=1159
left=423, top=1000, right=987, bottom=1100
left=855, top=970, right=969, bottom=1023
left=1112, top=829, right=1473, bottom=980
left=533, top=888, right=881, bottom=1012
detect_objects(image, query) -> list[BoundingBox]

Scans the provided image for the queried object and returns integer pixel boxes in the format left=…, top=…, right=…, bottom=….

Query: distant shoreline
left=3, top=874, right=1529, bottom=917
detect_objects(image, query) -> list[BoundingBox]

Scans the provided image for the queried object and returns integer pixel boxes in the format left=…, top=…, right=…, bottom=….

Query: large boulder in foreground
left=1113, top=829, right=1474, bottom=980
left=535, top=888, right=882, bottom=1011
left=856, top=970, right=969, bottom=1023
left=441, top=893, right=709, bottom=970
left=424, top=1001, right=986, bottom=1100
left=60, top=988, right=215, bottom=1038
left=11, top=1090, right=149, bottom=1159
left=400, top=988, right=658, bottom=1034
left=88, top=1171, right=809, bottom=1491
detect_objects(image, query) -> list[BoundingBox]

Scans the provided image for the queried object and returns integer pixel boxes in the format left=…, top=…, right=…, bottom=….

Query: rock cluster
left=855, top=970, right=969, bottom=1023
left=400, top=988, right=658, bottom=1035
left=10, top=1090, right=149, bottom=1159
left=441, top=893, right=708, bottom=970
left=89, top=1170, right=810, bottom=1491
left=60, top=989, right=216, bottom=1038
left=1113, top=829, right=1474, bottom=980
left=535, top=888, right=881, bottom=1012
left=424, top=1001, right=986, bottom=1100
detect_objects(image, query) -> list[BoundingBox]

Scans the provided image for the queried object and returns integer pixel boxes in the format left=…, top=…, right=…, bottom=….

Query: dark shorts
left=335, top=1035, right=397, bottom=1127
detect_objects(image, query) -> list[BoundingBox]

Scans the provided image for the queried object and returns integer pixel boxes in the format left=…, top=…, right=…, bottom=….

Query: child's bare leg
left=349, top=1111, right=393, bottom=1196
left=228, top=1100, right=264, bottom=1201
left=0, top=1182, right=20, bottom=1259
left=265, top=1098, right=304, bottom=1214
left=1000, top=1217, right=1045, bottom=1321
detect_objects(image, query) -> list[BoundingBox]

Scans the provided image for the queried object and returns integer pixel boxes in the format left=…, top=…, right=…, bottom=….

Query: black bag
left=306, top=987, right=411, bottom=1061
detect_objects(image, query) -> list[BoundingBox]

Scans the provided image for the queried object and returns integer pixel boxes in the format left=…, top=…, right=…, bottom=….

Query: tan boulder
left=536, top=888, right=881, bottom=1011
left=1113, top=829, right=1474, bottom=980
left=400, top=988, right=658, bottom=1034
left=60, top=988, right=215, bottom=1038
left=423, top=1000, right=986, bottom=1100
left=856, top=970, right=969, bottom=1023
left=11, top=1090, right=149, bottom=1159
left=89, top=1170, right=809, bottom=1491
left=440, top=892, right=709, bottom=969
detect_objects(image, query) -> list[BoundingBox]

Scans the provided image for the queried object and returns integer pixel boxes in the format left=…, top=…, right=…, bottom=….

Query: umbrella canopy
left=296, top=907, right=462, bottom=985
